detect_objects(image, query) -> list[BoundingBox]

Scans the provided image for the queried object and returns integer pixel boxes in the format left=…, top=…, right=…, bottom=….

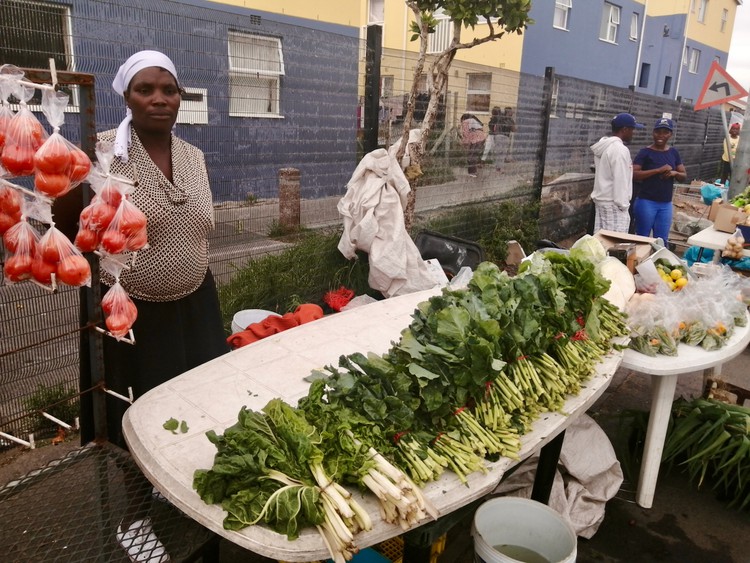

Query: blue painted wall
left=38, top=0, right=361, bottom=202
left=521, top=1, right=644, bottom=89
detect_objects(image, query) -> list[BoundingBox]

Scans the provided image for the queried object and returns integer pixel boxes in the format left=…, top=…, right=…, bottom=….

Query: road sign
left=694, top=61, right=748, bottom=110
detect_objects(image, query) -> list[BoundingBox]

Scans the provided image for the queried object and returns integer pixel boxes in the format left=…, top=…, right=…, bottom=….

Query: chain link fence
left=1, top=1, right=728, bottom=451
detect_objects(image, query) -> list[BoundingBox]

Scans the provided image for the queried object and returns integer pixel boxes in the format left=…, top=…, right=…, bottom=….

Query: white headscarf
left=112, top=50, right=179, bottom=162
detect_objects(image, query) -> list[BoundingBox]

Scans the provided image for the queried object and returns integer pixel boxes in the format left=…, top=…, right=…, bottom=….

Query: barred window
left=466, top=73, right=491, bottom=113
left=228, top=31, right=285, bottom=118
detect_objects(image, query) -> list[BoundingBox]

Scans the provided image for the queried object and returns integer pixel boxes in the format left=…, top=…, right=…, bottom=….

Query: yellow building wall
left=645, top=0, right=737, bottom=52
left=202, top=0, right=364, bottom=27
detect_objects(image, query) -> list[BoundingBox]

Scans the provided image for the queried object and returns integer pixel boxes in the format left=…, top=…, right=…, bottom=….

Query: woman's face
left=124, top=66, right=180, bottom=135
left=652, top=128, right=672, bottom=149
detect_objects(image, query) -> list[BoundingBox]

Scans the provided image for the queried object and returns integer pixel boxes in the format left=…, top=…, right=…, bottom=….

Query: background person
left=590, top=112, right=643, bottom=233
left=632, top=117, right=687, bottom=244
left=720, top=123, right=741, bottom=185
left=460, top=113, right=486, bottom=177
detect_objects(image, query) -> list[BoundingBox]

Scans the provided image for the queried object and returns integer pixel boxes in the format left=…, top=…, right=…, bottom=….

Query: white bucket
left=231, top=309, right=280, bottom=334
left=472, top=497, right=577, bottom=563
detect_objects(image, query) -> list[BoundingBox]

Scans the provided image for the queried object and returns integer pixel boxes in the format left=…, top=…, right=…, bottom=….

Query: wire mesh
left=0, top=442, right=216, bottom=562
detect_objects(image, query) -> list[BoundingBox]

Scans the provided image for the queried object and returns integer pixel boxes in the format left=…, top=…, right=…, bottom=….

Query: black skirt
left=80, top=270, right=229, bottom=448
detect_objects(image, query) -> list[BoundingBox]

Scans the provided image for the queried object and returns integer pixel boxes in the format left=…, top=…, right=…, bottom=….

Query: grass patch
left=22, top=383, right=80, bottom=434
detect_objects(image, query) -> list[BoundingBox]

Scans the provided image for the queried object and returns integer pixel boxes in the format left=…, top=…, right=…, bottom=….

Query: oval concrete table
left=621, top=312, right=750, bottom=509
left=122, top=286, right=623, bottom=562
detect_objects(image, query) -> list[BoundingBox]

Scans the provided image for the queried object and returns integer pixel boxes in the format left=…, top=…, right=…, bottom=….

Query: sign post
left=694, top=62, right=749, bottom=198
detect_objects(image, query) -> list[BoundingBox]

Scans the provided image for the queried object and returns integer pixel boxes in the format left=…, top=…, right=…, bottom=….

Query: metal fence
left=1, top=1, right=729, bottom=449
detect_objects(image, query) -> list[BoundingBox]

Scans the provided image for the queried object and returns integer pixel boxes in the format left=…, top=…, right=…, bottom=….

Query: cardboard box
left=713, top=204, right=749, bottom=233
left=593, top=230, right=656, bottom=273
left=708, top=199, right=727, bottom=221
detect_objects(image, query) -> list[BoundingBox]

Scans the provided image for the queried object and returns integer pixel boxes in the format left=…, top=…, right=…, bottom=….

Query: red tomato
left=39, top=237, right=62, bottom=263
left=2, top=222, right=36, bottom=255
left=34, top=140, right=71, bottom=174
left=125, top=228, right=148, bottom=251
left=123, top=300, right=138, bottom=323
left=74, top=228, right=99, bottom=252
left=1, top=143, right=36, bottom=176
left=0, top=186, right=22, bottom=215
left=4, top=254, right=33, bottom=282
left=69, top=148, right=91, bottom=182
left=31, top=257, right=57, bottom=285
left=101, top=229, right=127, bottom=254
left=99, top=183, right=123, bottom=207
left=28, top=120, right=47, bottom=150
left=106, top=313, right=132, bottom=337
left=89, top=202, right=117, bottom=231
left=56, top=255, right=90, bottom=287
left=0, top=212, right=19, bottom=234
left=35, top=172, right=71, bottom=197
left=119, top=207, right=147, bottom=237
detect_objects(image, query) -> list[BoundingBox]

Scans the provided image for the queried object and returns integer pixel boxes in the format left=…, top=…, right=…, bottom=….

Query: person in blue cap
left=632, top=117, right=687, bottom=244
left=590, top=112, right=644, bottom=233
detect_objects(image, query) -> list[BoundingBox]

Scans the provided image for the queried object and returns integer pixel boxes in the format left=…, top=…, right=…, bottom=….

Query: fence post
left=278, top=168, right=301, bottom=230
left=363, top=24, right=383, bottom=154
left=533, top=66, right=555, bottom=201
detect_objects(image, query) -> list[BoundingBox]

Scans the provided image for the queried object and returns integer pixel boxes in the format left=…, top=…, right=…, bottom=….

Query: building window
left=721, top=9, right=728, bottom=32
left=428, top=9, right=452, bottom=53
left=380, top=75, right=394, bottom=98
left=638, top=63, right=650, bottom=88
left=368, top=0, right=384, bottom=25
left=629, top=12, right=639, bottom=40
left=689, top=48, right=701, bottom=73
left=683, top=46, right=689, bottom=65
left=554, top=0, right=572, bottom=30
left=698, top=0, right=708, bottom=23
left=663, top=76, right=672, bottom=96
left=599, top=2, right=621, bottom=43
left=228, top=31, right=285, bottom=118
left=466, top=73, right=491, bottom=113
left=0, top=0, right=76, bottom=106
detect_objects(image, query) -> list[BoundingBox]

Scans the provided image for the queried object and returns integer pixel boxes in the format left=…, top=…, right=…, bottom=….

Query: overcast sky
left=726, top=2, right=750, bottom=99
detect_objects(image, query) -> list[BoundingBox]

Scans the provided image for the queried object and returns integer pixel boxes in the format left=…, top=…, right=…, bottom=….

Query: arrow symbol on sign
left=709, top=81, right=730, bottom=95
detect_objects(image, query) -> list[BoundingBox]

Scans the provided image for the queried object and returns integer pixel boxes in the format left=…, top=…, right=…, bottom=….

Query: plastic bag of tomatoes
left=32, top=224, right=91, bottom=288
left=100, top=255, right=138, bottom=340
left=0, top=179, right=23, bottom=235
left=0, top=84, right=48, bottom=178
left=0, top=65, right=23, bottom=171
left=2, top=218, right=41, bottom=283
left=33, top=89, right=91, bottom=198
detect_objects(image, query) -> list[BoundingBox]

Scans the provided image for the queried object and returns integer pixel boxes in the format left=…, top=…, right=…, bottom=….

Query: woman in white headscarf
left=63, top=49, right=229, bottom=562
left=74, top=50, right=228, bottom=448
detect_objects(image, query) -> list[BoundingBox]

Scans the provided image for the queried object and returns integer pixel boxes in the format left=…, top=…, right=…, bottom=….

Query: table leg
left=636, top=373, right=678, bottom=508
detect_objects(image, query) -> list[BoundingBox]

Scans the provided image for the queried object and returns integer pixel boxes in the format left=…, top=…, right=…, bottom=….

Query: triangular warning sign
left=694, top=61, right=748, bottom=110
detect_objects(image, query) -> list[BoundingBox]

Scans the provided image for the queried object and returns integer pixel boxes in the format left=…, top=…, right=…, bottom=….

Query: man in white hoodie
left=590, top=113, right=644, bottom=233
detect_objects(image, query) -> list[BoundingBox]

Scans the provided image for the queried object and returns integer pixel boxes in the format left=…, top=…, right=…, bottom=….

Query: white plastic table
left=686, top=225, right=750, bottom=262
left=620, top=313, right=750, bottom=509
left=122, top=287, right=623, bottom=562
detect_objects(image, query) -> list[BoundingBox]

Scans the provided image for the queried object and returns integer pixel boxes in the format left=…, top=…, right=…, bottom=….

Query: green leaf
left=163, top=417, right=179, bottom=434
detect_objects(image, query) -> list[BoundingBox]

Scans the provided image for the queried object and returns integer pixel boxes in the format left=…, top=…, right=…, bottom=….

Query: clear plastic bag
left=33, top=224, right=91, bottom=287
left=0, top=84, right=48, bottom=177
left=0, top=178, right=23, bottom=234
left=2, top=218, right=40, bottom=283
left=101, top=197, right=148, bottom=254
left=721, top=227, right=745, bottom=260
left=100, top=255, right=138, bottom=340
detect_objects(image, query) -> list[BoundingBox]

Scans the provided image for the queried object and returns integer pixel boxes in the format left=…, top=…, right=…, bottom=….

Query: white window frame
left=466, top=73, right=492, bottom=114
left=428, top=9, right=452, bottom=54
left=553, top=0, right=572, bottom=31
left=629, top=12, right=639, bottom=40
left=689, top=48, right=701, bottom=73
left=683, top=45, right=689, bottom=65
left=1, top=0, right=79, bottom=112
left=698, top=0, right=708, bottom=23
left=228, top=31, right=285, bottom=118
left=720, top=9, right=728, bottom=32
left=599, top=3, right=621, bottom=44
left=368, top=0, right=384, bottom=25
left=380, top=75, right=394, bottom=98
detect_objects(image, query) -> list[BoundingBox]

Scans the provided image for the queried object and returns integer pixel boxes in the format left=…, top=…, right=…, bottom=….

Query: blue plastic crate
left=326, top=547, right=392, bottom=563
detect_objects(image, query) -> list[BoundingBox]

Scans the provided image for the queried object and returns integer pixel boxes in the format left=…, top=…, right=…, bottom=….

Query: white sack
left=337, top=148, right=437, bottom=298
left=492, top=414, right=623, bottom=539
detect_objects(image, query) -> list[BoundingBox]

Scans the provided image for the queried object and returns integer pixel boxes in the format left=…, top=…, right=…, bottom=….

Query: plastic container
left=231, top=309, right=280, bottom=334
left=472, top=497, right=577, bottom=563
left=736, top=223, right=750, bottom=242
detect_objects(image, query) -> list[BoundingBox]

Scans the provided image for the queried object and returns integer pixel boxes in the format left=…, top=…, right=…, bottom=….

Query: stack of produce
left=627, top=265, right=748, bottom=356
left=193, top=249, right=629, bottom=562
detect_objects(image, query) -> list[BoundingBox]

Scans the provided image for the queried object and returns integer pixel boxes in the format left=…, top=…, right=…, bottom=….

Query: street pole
left=728, top=99, right=750, bottom=199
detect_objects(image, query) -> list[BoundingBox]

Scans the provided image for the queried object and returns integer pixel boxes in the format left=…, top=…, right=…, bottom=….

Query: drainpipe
left=633, top=0, right=649, bottom=87
left=674, top=1, right=690, bottom=100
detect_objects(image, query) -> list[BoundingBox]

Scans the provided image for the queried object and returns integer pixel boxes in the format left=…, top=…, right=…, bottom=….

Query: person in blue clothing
left=632, top=117, right=687, bottom=243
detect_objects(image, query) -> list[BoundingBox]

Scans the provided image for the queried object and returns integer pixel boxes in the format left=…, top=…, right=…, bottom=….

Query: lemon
left=668, top=281, right=677, bottom=291
left=670, top=269, right=683, bottom=280
left=675, top=277, right=688, bottom=288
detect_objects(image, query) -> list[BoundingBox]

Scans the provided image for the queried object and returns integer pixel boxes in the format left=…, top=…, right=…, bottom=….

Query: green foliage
left=22, top=383, right=79, bottom=433
left=218, top=229, right=375, bottom=329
